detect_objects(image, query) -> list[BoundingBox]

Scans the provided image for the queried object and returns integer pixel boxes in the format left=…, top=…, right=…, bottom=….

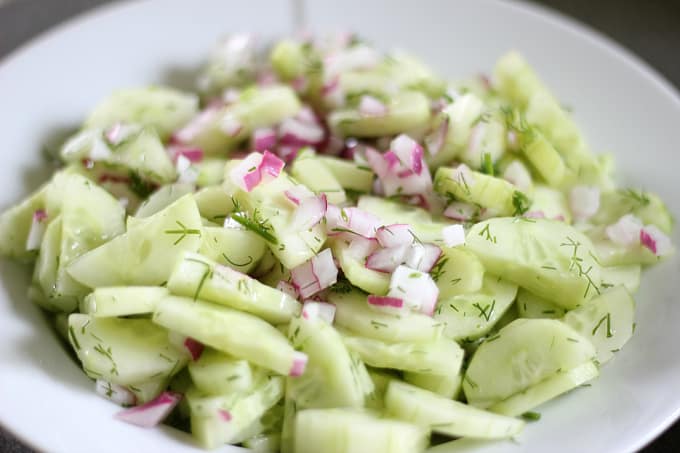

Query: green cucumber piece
left=403, top=371, right=462, bottom=400
left=85, top=86, right=199, bottom=140
left=385, top=380, right=524, bottom=439
left=127, top=378, right=168, bottom=405
left=327, top=289, right=442, bottom=343
left=80, top=286, right=167, bottom=317
left=188, top=348, right=260, bottom=396
left=340, top=329, right=463, bottom=377
left=463, top=318, right=596, bottom=408
left=466, top=218, right=602, bottom=309
left=318, top=156, right=374, bottom=193
left=243, top=433, right=281, bottom=453
left=189, top=375, right=284, bottom=449
left=167, top=253, right=300, bottom=324
left=0, top=181, right=49, bottom=260
left=562, top=285, right=635, bottom=364
left=329, top=91, right=431, bottom=138
left=199, top=226, right=266, bottom=273
left=489, top=360, right=599, bottom=416
left=293, top=408, right=428, bottom=453
left=270, top=40, right=307, bottom=81
left=356, top=196, right=446, bottom=242
left=194, top=186, right=233, bottom=222
left=291, top=151, right=346, bottom=204
left=134, top=183, right=195, bottom=218
left=592, top=189, right=673, bottom=235
left=434, top=275, right=518, bottom=341
left=521, top=130, right=566, bottom=187
left=68, top=313, right=187, bottom=385
left=529, top=185, right=572, bottom=223
left=515, top=288, right=566, bottom=319
left=331, top=242, right=390, bottom=295
left=432, top=247, right=485, bottom=298
left=287, top=315, right=371, bottom=409
left=153, top=295, right=299, bottom=375
left=33, top=216, right=63, bottom=312
left=434, top=167, right=528, bottom=217
left=67, top=194, right=202, bottom=287
left=195, top=158, right=227, bottom=187
left=600, top=264, right=641, bottom=293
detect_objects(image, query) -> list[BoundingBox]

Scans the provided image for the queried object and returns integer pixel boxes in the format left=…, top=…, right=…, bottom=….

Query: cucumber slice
left=53, top=173, right=127, bottom=309
left=134, top=183, right=195, bottom=218
left=188, top=348, right=260, bottom=396
left=340, top=329, right=463, bottom=377
left=127, top=378, right=169, bottom=405
left=365, top=368, right=396, bottom=409
left=385, top=381, right=524, bottom=439
left=331, top=241, right=390, bottom=295
left=270, top=40, right=307, bottom=81
left=85, top=86, right=199, bottom=140
left=403, top=372, right=462, bottom=400
left=188, top=85, right=301, bottom=154
left=516, top=288, right=566, bottom=319
left=240, top=403, right=284, bottom=449
left=34, top=216, right=63, bottom=312
left=434, top=167, right=527, bottom=217
left=195, top=158, right=227, bottom=187
left=529, top=185, right=572, bottom=223
left=562, top=286, right=635, bottom=364
left=80, top=286, right=168, bottom=317
left=489, top=360, right=599, bottom=417
left=287, top=315, right=371, bottom=409
left=434, top=275, right=518, bottom=341
left=600, top=264, right=641, bottom=294
left=153, top=295, right=299, bottom=375
left=459, top=117, right=506, bottom=172
left=113, top=128, right=177, bottom=183
left=466, top=218, right=602, bottom=309
left=329, top=91, right=431, bottom=138
left=592, top=189, right=673, bottom=234
left=228, top=170, right=326, bottom=269
left=194, top=186, right=233, bottom=223
left=167, top=253, right=300, bottom=324
left=463, top=318, right=596, bottom=408
left=318, top=156, right=374, bottom=193
left=356, top=196, right=446, bottom=242
left=68, top=313, right=187, bottom=385
left=521, top=131, right=566, bottom=187
left=67, top=194, right=202, bottom=287
left=243, top=433, right=281, bottom=452
left=327, top=289, right=442, bottom=343
left=432, top=247, right=485, bottom=298
left=189, top=375, right=285, bottom=449
left=0, top=181, right=49, bottom=260
left=199, top=226, right=267, bottom=274
left=291, top=151, right=347, bottom=204
left=293, top=408, right=428, bottom=453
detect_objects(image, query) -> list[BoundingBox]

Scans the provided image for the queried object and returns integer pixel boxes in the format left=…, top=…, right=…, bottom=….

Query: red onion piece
left=183, top=337, right=204, bottom=361
left=503, top=161, right=532, bottom=193
left=168, top=145, right=204, bottom=164
left=115, top=391, right=182, bottom=428
left=425, top=117, right=449, bottom=156
left=640, top=225, right=673, bottom=256
left=292, top=194, right=328, bottom=230
left=367, top=295, right=404, bottom=309
left=404, top=243, right=442, bottom=273
left=524, top=211, right=546, bottom=219
left=442, top=224, right=466, bottom=248
left=569, top=186, right=600, bottom=222
left=325, top=205, right=382, bottom=239
left=301, top=301, right=336, bottom=324
left=365, top=245, right=409, bottom=273
left=388, top=265, right=440, bottom=316
left=230, top=151, right=284, bottom=192
left=376, top=224, right=413, bottom=248
left=289, top=351, right=308, bottom=377
left=444, top=201, right=478, bottom=222
left=26, top=209, right=48, bottom=251
left=291, top=249, right=338, bottom=298
left=276, top=280, right=298, bottom=300
left=252, top=127, right=277, bottom=152
left=173, top=104, right=222, bottom=144
left=605, top=214, right=643, bottom=246
left=358, top=95, right=388, bottom=117
left=284, top=185, right=315, bottom=206
left=218, top=409, right=233, bottom=422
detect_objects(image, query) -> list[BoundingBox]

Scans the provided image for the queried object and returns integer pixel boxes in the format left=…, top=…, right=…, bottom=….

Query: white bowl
left=0, top=1, right=678, bottom=452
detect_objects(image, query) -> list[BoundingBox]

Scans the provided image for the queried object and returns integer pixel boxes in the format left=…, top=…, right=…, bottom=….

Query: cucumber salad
left=0, top=33, right=675, bottom=452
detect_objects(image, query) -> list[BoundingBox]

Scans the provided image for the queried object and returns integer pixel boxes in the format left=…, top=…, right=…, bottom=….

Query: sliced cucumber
left=68, top=313, right=187, bottom=385
left=489, top=360, right=599, bottom=417
left=529, top=185, right=572, bottom=224
left=195, top=158, right=227, bottom=188
left=189, top=375, right=285, bottom=449
left=434, top=167, right=527, bottom=217
left=466, top=218, right=602, bottom=309
left=0, top=181, right=49, bottom=260
left=188, top=348, right=260, bottom=396
left=318, top=156, right=374, bottom=193
left=331, top=241, right=390, bottom=295
left=199, top=226, right=266, bottom=274
left=128, top=378, right=168, bottom=405
left=340, top=329, right=463, bottom=377
left=85, top=86, right=199, bottom=140
left=287, top=315, right=370, bottom=409
left=329, top=91, right=431, bottom=138
left=134, top=183, right=195, bottom=218
left=356, top=196, right=446, bottom=242
left=80, top=286, right=167, bottom=317
left=365, top=368, right=396, bottom=409
left=562, top=285, right=635, bottom=364
left=33, top=216, right=63, bottom=312
left=291, top=151, right=347, bottom=205
left=403, top=372, right=462, bottom=400
left=67, top=194, right=202, bottom=287
left=294, top=408, right=428, bottom=453
left=243, top=433, right=281, bottom=452
left=194, top=186, right=233, bottom=223
left=600, top=264, right=641, bottom=294
left=432, top=246, right=485, bottom=299
left=385, top=381, right=524, bottom=439
left=463, top=318, right=596, bottom=408
left=434, top=275, right=518, bottom=341
left=327, top=289, right=442, bottom=343
left=153, top=295, right=298, bottom=376
left=516, top=288, right=566, bottom=319
left=167, top=253, right=300, bottom=324
left=521, top=131, right=566, bottom=187
left=592, top=189, right=673, bottom=234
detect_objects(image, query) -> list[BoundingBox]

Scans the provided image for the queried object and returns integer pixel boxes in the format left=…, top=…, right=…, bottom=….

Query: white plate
left=0, top=1, right=678, bottom=452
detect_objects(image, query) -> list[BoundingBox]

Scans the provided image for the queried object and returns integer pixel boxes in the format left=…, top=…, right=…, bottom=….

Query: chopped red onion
left=289, top=351, right=308, bottom=377
left=95, top=379, right=136, bottom=407
left=605, top=214, right=643, bottom=246
left=173, top=104, right=222, bottom=144
left=366, top=245, right=409, bottom=273
left=278, top=116, right=325, bottom=147
left=325, top=205, right=381, bottom=239
left=276, top=280, right=299, bottom=300
left=524, top=211, right=546, bottom=219
left=168, top=145, right=204, bottom=164
left=640, top=225, right=673, bottom=256
left=291, top=249, right=338, bottom=298
left=284, top=185, right=315, bottom=206
left=376, top=224, right=413, bottom=248
left=503, top=161, right=532, bottom=193
left=569, top=186, right=600, bottom=222
left=183, top=337, right=204, bottom=361
left=442, top=224, right=466, bottom=248
left=218, top=409, right=233, bottom=422
left=367, top=295, right=404, bottom=309
left=26, top=209, right=48, bottom=251
left=358, top=95, right=388, bottom=117
left=387, top=265, right=439, bottom=316
left=404, top=243, right=442, bottom=273
left=346, top=236, right=380, bottom=260
left=301, top=301, right=336, bottom=324
left=425, top=117, right=449, bottom=156
left=229, top=151, right=284, bottom=192
left=115, top=391, right=182, bottom=428
left=292, top=194, right=328, bottom=230
left=252, top=127, right=277, bottom=152
left=104, top=123, right=139, bottom=147
left=444, top=201, right=477, bottom=222
left=220, top=113, right=243, bottom=137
